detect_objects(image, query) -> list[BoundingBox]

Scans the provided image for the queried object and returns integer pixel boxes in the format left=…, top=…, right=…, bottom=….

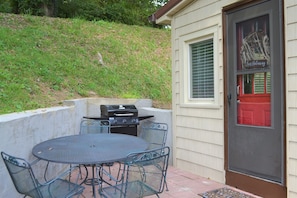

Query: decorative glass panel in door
left=236, top=15, right=271, bottom=127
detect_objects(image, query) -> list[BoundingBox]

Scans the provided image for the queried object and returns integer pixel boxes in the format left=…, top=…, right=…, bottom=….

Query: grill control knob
left=122, top=119, right=127, bottom=124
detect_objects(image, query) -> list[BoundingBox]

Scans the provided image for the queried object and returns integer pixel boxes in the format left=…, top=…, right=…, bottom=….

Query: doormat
left=199, top=187, right=255, bottom=198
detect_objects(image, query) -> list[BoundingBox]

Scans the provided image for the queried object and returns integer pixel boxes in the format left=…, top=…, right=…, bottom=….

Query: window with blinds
left=190, top=39, right=214, bottom=98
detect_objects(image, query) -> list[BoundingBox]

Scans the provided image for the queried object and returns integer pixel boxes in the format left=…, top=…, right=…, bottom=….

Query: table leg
left=83, top=164, right=99, bottom=197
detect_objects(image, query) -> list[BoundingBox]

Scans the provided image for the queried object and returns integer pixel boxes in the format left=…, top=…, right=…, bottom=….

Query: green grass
left=0, top=13, right=172, bottom=114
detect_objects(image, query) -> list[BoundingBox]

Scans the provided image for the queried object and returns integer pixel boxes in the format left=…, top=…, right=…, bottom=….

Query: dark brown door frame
left=222, top=0, right=287, bottom=197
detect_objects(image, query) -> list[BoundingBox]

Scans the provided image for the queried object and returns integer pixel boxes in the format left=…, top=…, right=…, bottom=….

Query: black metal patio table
left=32, top=133, right=149, bottom=197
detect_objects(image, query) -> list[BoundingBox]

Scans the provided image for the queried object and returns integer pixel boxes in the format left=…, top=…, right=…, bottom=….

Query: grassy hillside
left=0, top=13, right=171, bottom=115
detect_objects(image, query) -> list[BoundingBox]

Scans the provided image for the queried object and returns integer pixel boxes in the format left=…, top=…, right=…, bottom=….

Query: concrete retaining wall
left=0, top=98, right=172, bottom=197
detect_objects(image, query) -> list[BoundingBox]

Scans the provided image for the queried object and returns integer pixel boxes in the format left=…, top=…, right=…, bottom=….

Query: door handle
left=227, top=94, right=231, bottom=105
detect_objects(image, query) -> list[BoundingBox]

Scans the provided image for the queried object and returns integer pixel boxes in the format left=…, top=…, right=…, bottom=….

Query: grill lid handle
left=114, top=113, right=134, bottom=117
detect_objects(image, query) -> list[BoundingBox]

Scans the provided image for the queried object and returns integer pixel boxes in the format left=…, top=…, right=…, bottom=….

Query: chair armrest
left=30, top=158, right=81, bottom=183
left=97, top=165, right=123, bottom=182
left=41, top=165, right=80, bottom=185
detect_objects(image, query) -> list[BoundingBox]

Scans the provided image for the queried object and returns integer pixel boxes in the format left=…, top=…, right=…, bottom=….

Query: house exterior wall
left=285, top=1, right=297, bottom=197
left=170, top=3, right=297, bottom=197
left=170, top=0, right=238, bottom=183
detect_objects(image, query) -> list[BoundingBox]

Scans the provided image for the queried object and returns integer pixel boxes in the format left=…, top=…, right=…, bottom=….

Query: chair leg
left=108, top=165, right=112, bottom=180
left=116, top=163, right=122, bottom=182
left=165, top=179, right=169, bottom=191
left=163, top=172, right=169, bottom=191
left=92, top=165, right=96, bottom=198
left=78, top=165, right=83, bottom=179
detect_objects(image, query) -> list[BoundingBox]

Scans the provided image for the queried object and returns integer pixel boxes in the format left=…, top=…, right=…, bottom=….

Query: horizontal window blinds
left=190, top=39, right=214, bottom=98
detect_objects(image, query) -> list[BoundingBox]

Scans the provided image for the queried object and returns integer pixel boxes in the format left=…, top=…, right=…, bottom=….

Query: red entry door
left=237, top=73, right=271, bottom=126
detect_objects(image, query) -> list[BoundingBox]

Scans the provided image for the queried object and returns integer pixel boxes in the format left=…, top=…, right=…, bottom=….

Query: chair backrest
left=123, top=146, right=170, bottom=197
left=139, top=122, right=168, bottom=150
left=1, top=152, right=42, bottom=198
left=80, top=119, right=110, bottom=134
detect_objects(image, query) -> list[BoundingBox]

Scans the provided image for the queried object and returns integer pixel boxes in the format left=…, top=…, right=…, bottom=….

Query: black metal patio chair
left=138, top=121, right=169, bottom=190
left=1, top=151, right=84, bottom=198
left=78, top=118, right=112, bottom=185
left=98, top=146, right=170, bottom=198
left=79, top=119, right=110, bottom=134
left=139, top=121, right=168, bottom=150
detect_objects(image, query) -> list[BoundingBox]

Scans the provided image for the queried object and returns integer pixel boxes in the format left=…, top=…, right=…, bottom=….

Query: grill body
left=100, top=105, right=139, bottom=136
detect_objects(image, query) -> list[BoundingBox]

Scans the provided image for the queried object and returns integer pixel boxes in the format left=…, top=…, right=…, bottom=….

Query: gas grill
left=100, top=104, right=139, bottom=126
left=83, top=104, right=153, bottom=136
left=100, top=104, right=140, bottom=136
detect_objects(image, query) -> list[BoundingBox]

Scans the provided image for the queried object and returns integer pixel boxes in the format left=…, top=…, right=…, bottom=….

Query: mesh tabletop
left=32, top=134, right=148, bottom=164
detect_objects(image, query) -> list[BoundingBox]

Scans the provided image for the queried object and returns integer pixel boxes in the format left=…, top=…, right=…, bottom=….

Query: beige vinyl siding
left=171, top=0, right=233, bottom=183
left=286, top=1, right=297, bottom=197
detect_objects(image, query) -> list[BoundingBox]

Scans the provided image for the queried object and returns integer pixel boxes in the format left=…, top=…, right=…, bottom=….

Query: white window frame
left=180, top=26, right=219, bottom=108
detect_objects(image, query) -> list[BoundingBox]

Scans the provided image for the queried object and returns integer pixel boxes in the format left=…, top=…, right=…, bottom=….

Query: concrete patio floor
left=76, top=165, right=262, bottom=198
